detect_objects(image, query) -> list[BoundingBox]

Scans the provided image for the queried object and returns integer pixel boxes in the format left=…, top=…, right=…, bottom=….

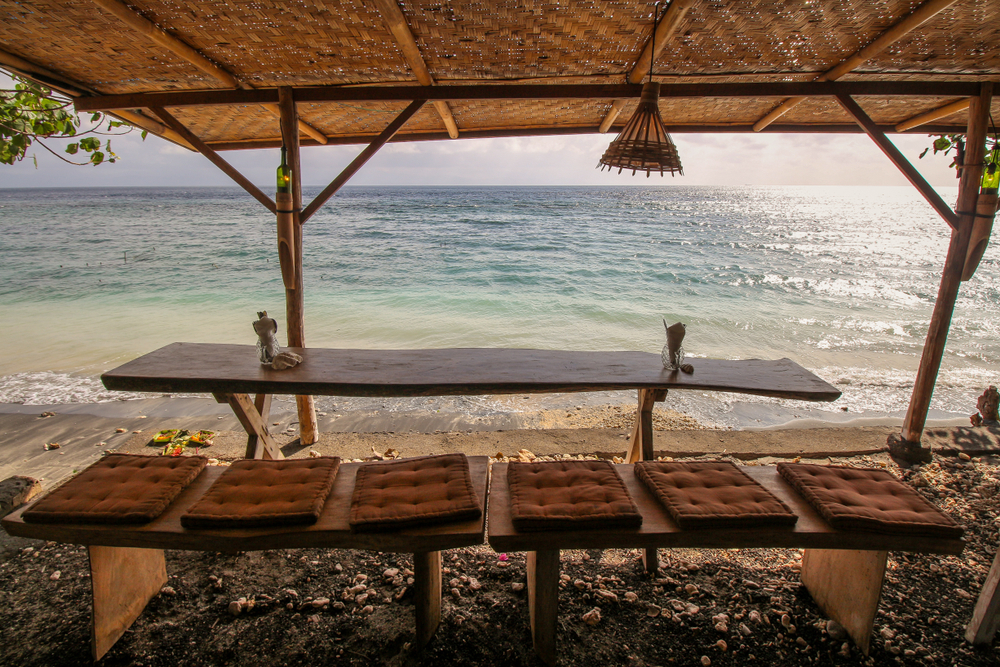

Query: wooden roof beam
left=0, top=46, right=194, bottom=151
left=895, top=98, right=971, bottom=132
left=599, top=0, right=691, bottom=133
left=373, top=0, right=458, bottom=139
left=753, top=0, right=959, bottom=132
left=90, top=0, right=328, bottom=145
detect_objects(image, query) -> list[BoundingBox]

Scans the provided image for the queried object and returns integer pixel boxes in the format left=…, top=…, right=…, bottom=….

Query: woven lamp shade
left=599, top=83, right=683, bottom=177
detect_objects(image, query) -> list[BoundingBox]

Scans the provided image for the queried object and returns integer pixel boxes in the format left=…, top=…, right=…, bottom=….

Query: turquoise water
left=0, top=185, right=995, bottom=422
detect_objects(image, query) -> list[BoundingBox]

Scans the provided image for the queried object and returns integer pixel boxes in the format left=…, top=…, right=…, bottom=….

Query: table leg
left=966, top=545, right=1000, bottom=644
left=528, top=550, right=560, bottom=666
left=89, top=545, right=166, bottom=661
left=413, top=551, right=442, bottom=648
left=628, top=389, right=667, bottom=573
left=800, top=548, right=887, bottom=655
left=244, top=393, right=272, bottom=459
left=214, top=392, right=283, bottom=460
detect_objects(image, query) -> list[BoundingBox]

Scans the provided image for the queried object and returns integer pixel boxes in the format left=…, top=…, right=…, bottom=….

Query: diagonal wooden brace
left=627, top=388, right=668, bottom=463
left=214, top=392, right=283, bottom=460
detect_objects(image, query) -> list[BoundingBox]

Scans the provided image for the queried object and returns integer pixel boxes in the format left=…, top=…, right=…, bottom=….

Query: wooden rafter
left=836, top=94, right=958, bottom=229
left=0, top=47, right=194, bottom=150
left=896, top=98, right=972, bottom=132
left=599, top=0, right=691, bottom=133
left=149, top=107, right=276, bottom=214
left=300, top=100, right=427, bottom=223
left=72, top=80, right=981, bottom=113
left=373, top=0, right=459, bottom=139
left=752, top=0, right=959, bottom=132
left=90, top=0, right=328, bottom=145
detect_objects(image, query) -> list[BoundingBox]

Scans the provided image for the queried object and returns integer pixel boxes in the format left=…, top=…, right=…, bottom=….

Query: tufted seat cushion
left=636, top=461, right=797, bottom=529
left=181, top=457, right=340, bottom=529
left=22, top=454, right=207, bottom=524
left=507, top=460, right=641, bottom=532
left=349, top=453, right=481, bottom=532
left=778, top=462, right=963, bottom=539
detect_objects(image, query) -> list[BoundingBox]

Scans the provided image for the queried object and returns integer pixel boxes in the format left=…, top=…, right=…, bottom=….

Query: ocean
left=0, top=185, right=995, bottom=428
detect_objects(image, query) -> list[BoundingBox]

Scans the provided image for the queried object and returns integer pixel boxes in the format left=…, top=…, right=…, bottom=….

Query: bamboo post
left=278, top=87, right=318, bottom=445
left=894, top=82, right=993, bottom=458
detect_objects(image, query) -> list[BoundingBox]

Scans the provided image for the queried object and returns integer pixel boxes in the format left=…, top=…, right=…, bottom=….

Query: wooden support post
left=214, top=392, right=282, bottom=460
left=800, top=548, right=888, bottom=655
left=899, top=82, right=993, bottom=448
left=413, top=550, right=442, bottom=648
left=278, top=87, right=319, bottom=446
left=88, top=545, right=166, bottom=661
left=244, top=393, right=272, bottom=459
left=627, top=388, right=667, bottom=463
left=300, top=100, right=426, bottom=223
left=527, top=550, right=560, bottom=666
left=966, top=545, right=1000, bottom=644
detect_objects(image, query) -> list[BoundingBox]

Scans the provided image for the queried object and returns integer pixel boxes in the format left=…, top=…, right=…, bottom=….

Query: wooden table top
left=487, top=463, right=964, bottom=555
left=101, top=343, right=841, bottom=401
left=2, top=457, right=490, bottom=554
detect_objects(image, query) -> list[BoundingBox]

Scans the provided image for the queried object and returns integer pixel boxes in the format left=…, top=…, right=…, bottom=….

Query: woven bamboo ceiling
left=1, top=0, right=998, bottom=150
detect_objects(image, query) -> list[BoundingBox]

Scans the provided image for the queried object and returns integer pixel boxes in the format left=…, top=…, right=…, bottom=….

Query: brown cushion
left=778, top=462, right=963, bottom=539
left=349, top=453, right=482, bottom=532
left=507, top=460, right=642, bottom=532
left=22, top=454, right=207, bottom=525
left=181, top=457, right=340, bottom=529
left=636, top=461, right=797, bottom=529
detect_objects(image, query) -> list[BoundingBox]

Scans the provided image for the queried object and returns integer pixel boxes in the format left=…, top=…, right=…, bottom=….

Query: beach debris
left=516, top=449, right=536, bottom=462
left=661, top=320, right=694, bottom=374
left=115, top=428, right=126, bottom=433
left=154, top=429, right=179, bottom=444
left=971, top=385, right=999, bottom=426
left=189, top=430, right=214, bottom=446
left=43, top=442, right=60, bottom=451
left=39, top=411, right=55, bottom=418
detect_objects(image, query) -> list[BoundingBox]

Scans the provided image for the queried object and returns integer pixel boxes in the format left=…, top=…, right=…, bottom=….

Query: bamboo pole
left=895, top=98, right=971, bottom=133
left=897, top=82, right=993, bottom=451
left=277, top=87, right=318, bottom=446
left=753, top=0, right=958, bottom=131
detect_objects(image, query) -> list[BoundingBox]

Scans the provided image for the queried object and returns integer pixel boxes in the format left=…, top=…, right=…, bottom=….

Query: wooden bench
left=1, top=456, right=490, bottom=661
left=101, top=343, right=841, bottom=462
left=488, top=462, right=964, bottom=666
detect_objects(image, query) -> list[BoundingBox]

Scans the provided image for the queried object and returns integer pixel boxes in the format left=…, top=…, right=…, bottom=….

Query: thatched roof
left=1, top=0, right=998, bottom=150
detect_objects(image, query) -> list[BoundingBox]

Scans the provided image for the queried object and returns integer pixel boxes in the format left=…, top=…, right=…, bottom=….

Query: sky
left=1, top=74, right=960, bottom=190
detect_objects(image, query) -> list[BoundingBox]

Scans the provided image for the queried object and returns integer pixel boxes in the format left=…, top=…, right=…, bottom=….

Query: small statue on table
left=253, top=311, right=302, bottom=370
left=661, top=319, right=694, bottom=374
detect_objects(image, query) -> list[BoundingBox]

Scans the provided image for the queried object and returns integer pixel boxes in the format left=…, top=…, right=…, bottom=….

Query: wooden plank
left=527, top=550, right=560, bottom=666
left=71, top=81, right=982, bottom=112
left=895, top=98, right=972, bottom=132
left=965, top=545, right=1000, bottom=644
left=800, top=548, right=888, bottom=655
left=102, top=344, right=842, bottom=402
left=901, top=82, right=993, bottom=444
left=413, top=550, right=442, bottom=647
left=836, top=94, right=958, bottom=229
left=244, top=393, right=271, bottom=459
left=149, top=107, right=276, bottom=214
left=752, top=0, right=959, bottom=130
left=88, top=545, right=166, bottom=661
left=300, top=100, right=425, bottom=223
left=2, top=458, right=490, bottom=554
left=214, top=392, right=282, bottom=460
left=486, top=464, right=964, bottom=555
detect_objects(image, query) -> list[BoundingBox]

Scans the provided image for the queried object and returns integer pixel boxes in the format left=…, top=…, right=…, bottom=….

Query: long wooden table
left=102, top=343, right=841, bottom=462
left=3, top=457, right=490, bottom=661
left=489, top=463, right=963, bottom=665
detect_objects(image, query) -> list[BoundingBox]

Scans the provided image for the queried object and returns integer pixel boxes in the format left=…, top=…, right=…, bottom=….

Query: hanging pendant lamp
left=598, top=3, right=683, bottom=177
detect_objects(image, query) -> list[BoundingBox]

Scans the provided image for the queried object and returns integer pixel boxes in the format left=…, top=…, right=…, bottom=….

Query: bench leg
left=800, top=548, right=887, bottom=656
left=966, top=545, right=1000, bottom=644
left=641, top=548, right=659, bottom=575
left=413, top=551, right=442, bottom=648
left=214, top=392, right=283, bottom=460
left=88, top=545, right=167, bottom=661
left=528, top=550, right=560, bottom=666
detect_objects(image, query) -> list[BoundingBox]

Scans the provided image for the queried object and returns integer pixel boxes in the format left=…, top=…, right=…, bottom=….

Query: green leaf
left=919, top=147, right=929, bottom=159
left=65, top=142, right=79, bottom=155
left=90, top=113, right=101, bottom=123
left=90, top=151, right=104, bottom=165
left=933, top=137, right=951, bottom=152
left=141, top=130, right=148, bottom=140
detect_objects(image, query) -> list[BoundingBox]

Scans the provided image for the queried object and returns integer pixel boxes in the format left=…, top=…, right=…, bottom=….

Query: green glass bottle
left=277, top=146, right=291, bottom=194
left=982, top=144, right=1000, bottom=193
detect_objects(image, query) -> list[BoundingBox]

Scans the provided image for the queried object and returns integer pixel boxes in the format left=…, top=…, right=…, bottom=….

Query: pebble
left=360, top=605, right=374, bottom=616
left=715, top=640, right=727, bottom=651
left=574, top=579, right=589, bottom=590
left=311, top=597, right=330, bottom=608
left=511, top=582, right=525, bottom=592
left=307, top=614, right=320, bottom=623
left=383, top=568, right=399, bottom=579
left=595, top=590, right=618, bottom=602
left=880, top=626, right=896, bottom=640
left=228, top=601, right=242, bottom=616
left=838, top=642, right=851, bottom=658
left=355, top=593, right=369, bottom=605
left=700, top=656, right=711, bottom=666
left=468, top=577, right=482, bottom=591
left=49, top=571, right=61, bottom=581
left=684, top=583, right=699, bottom=595
left=160, top=586, right=176, bottom=596
left=450, top=578, right=462, bottom=588
left=624, top=591, right=638, bottom=603
left=714, top=622, right=728, bottom=633
left=451, top=587, right=462, bottom=600
left=826, top=619, right=847, bottom=640
left=582, top=608, right=601, bottom=625
left=334, top=563, right=343, bottom=573
left=959, top=452, right=972, bottom=461
left=796, top=637, right=808, bottom=648
left=748, top=610, right=762, bottom=623
left=647, top=605, right=662, bottom=618
left=739, top=623, right=752, bottom=636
